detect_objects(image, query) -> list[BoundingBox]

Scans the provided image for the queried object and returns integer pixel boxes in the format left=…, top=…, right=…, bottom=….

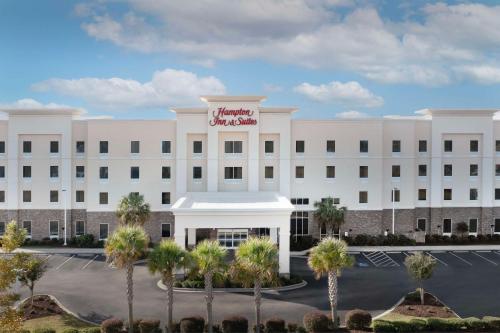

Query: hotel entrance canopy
left=171, top=192, right=294, bottom=274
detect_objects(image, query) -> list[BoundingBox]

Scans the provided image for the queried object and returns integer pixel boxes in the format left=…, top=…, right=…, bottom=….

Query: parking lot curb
left=159, top=280, right=308, bottom=293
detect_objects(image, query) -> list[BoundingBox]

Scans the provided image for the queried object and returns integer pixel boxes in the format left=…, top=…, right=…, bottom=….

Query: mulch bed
left=21, top=295, right=64, bottom=320
left=393, top=292, right=456, bottom=318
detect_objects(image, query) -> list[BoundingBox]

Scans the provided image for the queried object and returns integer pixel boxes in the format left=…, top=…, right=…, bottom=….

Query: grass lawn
left=23, top=314, right=98, bottom=332
left=377, top=311, right=430, bottom=322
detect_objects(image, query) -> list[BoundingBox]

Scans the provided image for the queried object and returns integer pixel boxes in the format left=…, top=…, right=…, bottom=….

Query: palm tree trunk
left=419, top=281, right=425, bottom=305
left=165, top=274, right=174, bottom=333
left=205, top=272, right=214, bottom=333
left=254, top=279, right=262, bottom=333
left=30, top=284, right=34, bottom=307
left=127, top=263, right=134, bottom=333
left=327, top=271, right=338, bottom=329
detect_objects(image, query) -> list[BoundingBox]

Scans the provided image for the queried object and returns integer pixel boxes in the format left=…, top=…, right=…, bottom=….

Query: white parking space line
left=477, top=250, right=491, bottom=253
left=402, top=252, right=409, bottom=257
left=472, top=251, right=498, bottom=266
left=41, top=254, right=52, bottom=262
left=430, top=251, right=446, bottom=253
left=55, top=255, right=75, bottom=270
left=81, top=255, right=99, bottom=270
left=449, top=251, right=473, bottom=266
left=425, top=252, right=448, bottom=267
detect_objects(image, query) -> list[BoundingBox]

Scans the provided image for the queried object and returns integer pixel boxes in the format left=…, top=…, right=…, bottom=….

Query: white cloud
left=32, top=68, right=227, bottom=110
left=77, top=1, right=500, bottom=86
left=454, top=65, right=500, bottom=84
left=294, top=81, right=383, bottom=108
left=0, top=98, right=81, bottom=110
left=336, top=110, right=369, bottom=118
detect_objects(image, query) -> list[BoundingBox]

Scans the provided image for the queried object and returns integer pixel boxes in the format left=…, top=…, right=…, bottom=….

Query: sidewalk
left=0, top=247, right=105, bottom=254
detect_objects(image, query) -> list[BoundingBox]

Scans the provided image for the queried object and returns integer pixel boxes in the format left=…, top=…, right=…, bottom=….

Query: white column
left=279, top=118, right=291, bottom=197
left=176, top=122, right=187, bottom=195
left=174, top=227, right=186, bottom=249
left=6, top=128, right=18, bottom=211
left=248, top=127, right=259, bottom=192
left=187, top=228, right=196, bottom=246
left=207, top=125, right=218, bottom=192
left=270, top=227, right=278, bottom=243
left=278, top=222, right=290, bottom=275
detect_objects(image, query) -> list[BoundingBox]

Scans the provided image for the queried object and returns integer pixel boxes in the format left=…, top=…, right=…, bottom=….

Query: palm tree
left=308, top=237, right=354, bottom=329
left=105, top=225, right=149, bottom=333
left=116, top=192, right=151, bottom=226
left=148, top=240, right=190, bottom=333
left=191, top=240, right=227, bottom=333
left=232, top=237, right=279, bottom=333
left=313, top=197, right=347, bottom=238
left=404, top=252, right=436, bottom=305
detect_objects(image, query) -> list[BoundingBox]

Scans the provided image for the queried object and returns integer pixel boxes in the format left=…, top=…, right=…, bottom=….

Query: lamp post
left=62, top=189, right=67, bottom=246
left=491, top=224, right=495, bottom=236
left=392, top=187, right=398, bottom=234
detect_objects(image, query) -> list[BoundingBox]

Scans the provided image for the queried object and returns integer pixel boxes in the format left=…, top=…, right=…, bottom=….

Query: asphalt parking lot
left=14, top=250, right=500, bottom=325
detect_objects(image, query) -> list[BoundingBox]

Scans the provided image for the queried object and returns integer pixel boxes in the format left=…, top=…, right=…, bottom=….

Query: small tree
left=313, top=198, right=347, bottom=238
left=2, top=221, right=27, bottom=254
left=14, top=253, right=47, bottom=306
left=308, top=237, right=354, bottom=329
left=231, top=237, right=279, bottom=333
left=116, top=192, right=151, bottom=226
left=456, top=222, right=469, bottom=238
left=404, top=252, right=436, bottom=305
left=148, top=240, right=190, bottom=333
left=191, top=240, right=227, bottom=333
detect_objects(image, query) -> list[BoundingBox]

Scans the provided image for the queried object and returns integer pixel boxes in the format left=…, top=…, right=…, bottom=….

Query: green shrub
left=372, top=320, right=397, bottom=333
left=483, top=316, right=500, bottom=330
left=101, top=317, right=124, bottom=333
left=408, top=319, right=427, bottom=332
left=295, top=326, right=307, bottom=333
left=303, top=312, right=329, bottom=333
left=81, top=328, right=101, bottom=333
left=61, top=329, right=80, bottom=333
left=290, top=235, right=318, bottom=251
left=139, top=319, right=161, bottom=333
left=75, top=234, right=95, bottom=247
left=345, top=309, right=371, bottom=329
left=125, top=319, right=142, bottom=332
left=33, top=329, right=57, bottom=333
left=464, top=317, right=489, bottom=332
left=391, top=321, right=418, bottom=332
left=180, top=316, right=205, bottom=333
left=264, top=317, right=286, bottom=333
left=221, top=316, right=248, bottom=333
left=286, top=323, right=298, bottom=333
left=426, top=318, right=466, bottom=332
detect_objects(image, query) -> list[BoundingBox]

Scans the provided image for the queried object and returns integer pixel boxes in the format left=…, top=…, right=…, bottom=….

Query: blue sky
left=1, top=0, right=500, bottom=119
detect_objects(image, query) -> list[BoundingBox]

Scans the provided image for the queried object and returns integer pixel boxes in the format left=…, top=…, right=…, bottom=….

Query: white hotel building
left=1, top=95, right=500, bottom=272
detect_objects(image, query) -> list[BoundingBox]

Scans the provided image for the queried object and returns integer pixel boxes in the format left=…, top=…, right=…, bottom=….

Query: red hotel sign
left=209, top=107, right=257, bottom=126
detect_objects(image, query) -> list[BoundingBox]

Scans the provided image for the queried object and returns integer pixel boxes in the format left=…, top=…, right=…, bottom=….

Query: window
left=131, top=141, right=140, bottom=154
left=23, top=141, right=31, bottom=154
left=161, top=192, right=171, bottom=205
left=360, top=140, right=368, bottom=153
left=444, top=164, right=452, bottom=177
left=497, top=140, right=500, bottom=152
left=470, top=164, right=478, bottom=177
left=333, top=198, right=340, bottom=204
left=359, top=191, right=368, bottom=203
left=99, top=167, right=108, bottom=179
left=225, top=141, right=242, bottom=154
left=295, top=166, right=304, bottom=179
left=50, top=141, right=59, bottom=153
left=0, top=141, right=5, bottom=153
left=99, top=192, right=108, bottom=205
left=496, top=188, right=500, bottom=200
left=265, top=141, right=274, bottom=154
left=291, top=198, right=309, bottom=205
left=193, top=141, right=202, bottom=154
left=392, top=140, right=401, bottom=153
left=469, top=218, right=478, bottom=234
left=470, top=140, right=479, bottom=152
left=0, top=166, right=4, bottom=178
left=99, top=223, right=109, bottom=240
left=76, top=141, right=85, bottom=153
left=296, top=140, right=305, bottom=153
left=23, top=221, right=31, bottom=237
left=0, top=191, right=5, bottom=203
left=23, top=165, right=31, bottom=178
left=496, top=164, right=500, bottom=177
left=418, top=189, right=427, bottom=201
left=290, top=211, right=309, bottom=236
left=99, top=141, right=108, bottom=154
left=76, top=166, right=85, bottom=178
left=75, top=221, right=85, bottom=236
left=391, top=189, right=400, bottom=202
left=443, top=219, right=452, bottom=234
left=76, top=190, right=84, bottom=203
left=256, top=228, right=270, bottom=237
left=392, top=165, right=400, bottom=178
left=50, top=190, right=58, bottom=203
left=265, top=166, right=274, bottom=179
left=162, top=140, right=171, bottom=154
left=326, top=140, right=335, bottom=153
left=359, top=166, right=368, bottom=178
left=495, top=219, right=500, bottom=233
left=130, top=166, right=140, bottom=179
left=49, top=220, right=59, bottom=238
left=444, top=140, right=452, bottom=152
left=162, top=166, right=171, bottom=180
left=193, top=166, right=202, bottom=179
left=50, top=166, right=59, bottom=178
left=23, top=190, right=31, bottom=203
left=418, top=140, right=427, bottom=153
left=470, top=188, right=478, bottom=201
left=161, top=223, right=171, bottom=238
left=418, top=164, right=427, bottom=177
left=224, top=167, right=243, bottom=179
left=0, top=222, right=4, bottom=236
left=443, top=188, right=452, bottom=200
left=217, top=229, right=248, bottom=248
left=326, top=166, right=335, bottom=178
left=417, top=218, right=426, bottom=232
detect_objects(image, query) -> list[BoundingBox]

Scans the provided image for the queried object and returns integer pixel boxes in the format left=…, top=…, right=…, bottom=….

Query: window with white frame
left=76, top=141, right=85, bottom=154
left=162, top=166, right=171, bottom=180
left=359, top=191, right=368, bottom=204
left=264, top=166, right=273, bottom=179
left=224, top=167, right=242, bottom=180
left=0, top=141, right=5, bottom=154
left=291, top=211, right=309, bottom=236
left=0, top=221, right=5, bottom=236
left=193, top=166, right=202, bottom=179
left=76, top=190, right=84, bottom=203
left=162, top=140, right=171, bottom=154
left=99, top=192, right=108, bottom=205
left=290, top=198, right=309, bottom=205
left=295, top=140, right=305, bottom=153
left=23, top=221, right=31, bottom=238
left=444, top=189, right=452, bottom=201
left=418, top=164, right=427, bottom=177
left=0, top=191, right=5, bottom=203
left=100, top=166, right=108, bottom=180
left=469, top=218, right=478, bottom=235
left=50, top=165, right=59, bottom=178
left=470, top=164, right=478, bottom=177
left=50, top=141, right=59, bottom=154
left=99, top=141, right=108, bottom=154
left=75, top=220, right=85, bottom=236
left=418, top=140, right=427, bottom=153
left=264, top=140, right=274, bottom=154
left=295, top=166, right=304, bottom=179
left=470, top=140, right=479, bottom=153
left=444, top=140, right=453, bottom=152
left=193, top=141, right=202, bottom=154
left=131, top=141, right=140, bottom=154
left=217, top=229, right=248, bottom=248
left=392, top=140, right=401, bottom=153
left=130, top=166, right=140, bottom=179
left=76, top=166, right=85, bottom=178
left=359, top=166, right=368, bottom=178
left=417, top=218, right=426, bottom=232
left=23, top=165, right=31, bottom=178
left=225, top=141, right=242, bottom=154
left=99, top=223, right=109, bottom=240
left=360, top=140, right=368, bottom=153
left=470, top=188, right=478, bottom=201
left=49, top=220, right=59, bottom=239
left=391, top=189, right=400, bottom=202
left=162, top=192, right=171, bottom=205
left=326, top=166, right=335, bottom=179
left=161, top=223, right=171, bottom=238
left=495, top=219, right=500, bottom=234
left=0, top=166, right=4, bottom=179
left=50, top=190, right=58, bottom=203
left=326, top=140, right=335, bottom=153
left=443, top=218, right=452, bottom=235
left=23, top=190, right=31, bottom=203
left=23, top=141, right=31, bottom=154
left=418, top=189, right=427, bottom=201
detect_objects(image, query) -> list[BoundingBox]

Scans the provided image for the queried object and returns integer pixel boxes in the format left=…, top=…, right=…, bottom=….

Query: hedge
left=81, top=329, right=101, bottom=333
left=345, top=309, right=372, bottom=330
left=32, top=329, right=57, bottom=333
left=180, top=316, right=205, bottom=333
left=373, top=317, right=500, bottom=332
left=101, top=317, right=124, bottom=333
left=303, top=312, right=330, bottom=333
left=222, top=316, right=248, bottom=333
left=265, top=317, right=286, bottom=333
